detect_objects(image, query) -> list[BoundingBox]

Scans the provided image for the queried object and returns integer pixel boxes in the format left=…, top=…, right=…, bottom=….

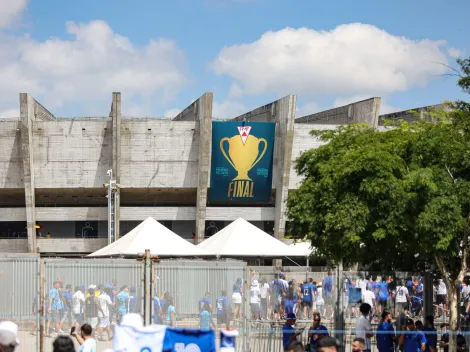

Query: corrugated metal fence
left=0, top=253, right=40, bottom=352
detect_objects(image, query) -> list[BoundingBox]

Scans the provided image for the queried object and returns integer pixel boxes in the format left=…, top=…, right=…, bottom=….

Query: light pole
left=104, top=169, right=120, bottom=245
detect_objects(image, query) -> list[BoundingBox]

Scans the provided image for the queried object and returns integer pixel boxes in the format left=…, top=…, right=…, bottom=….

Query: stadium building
left=0, top=92, right=440, bottom=255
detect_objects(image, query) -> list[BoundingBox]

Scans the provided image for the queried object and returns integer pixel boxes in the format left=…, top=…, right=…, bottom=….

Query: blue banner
left=209, top=122, right=275, bottom=202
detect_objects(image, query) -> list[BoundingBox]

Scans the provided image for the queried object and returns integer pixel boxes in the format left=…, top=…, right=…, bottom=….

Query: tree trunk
left=448, top=284, right=459, bottom=352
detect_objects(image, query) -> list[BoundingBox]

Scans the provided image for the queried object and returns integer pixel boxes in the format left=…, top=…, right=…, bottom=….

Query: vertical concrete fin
left=193, top=93, right=213, bottom=243
left=19, top=93, right=37, bottom=253
left=111, top=92, right=121, bottom=239
left=231, top=95, right=296, bottom=241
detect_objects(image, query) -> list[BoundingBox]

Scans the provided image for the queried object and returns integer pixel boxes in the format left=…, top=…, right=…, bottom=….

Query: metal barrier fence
left=0, top=253, right=40, bottom=352
left=0, top=255, right=458, bottom=352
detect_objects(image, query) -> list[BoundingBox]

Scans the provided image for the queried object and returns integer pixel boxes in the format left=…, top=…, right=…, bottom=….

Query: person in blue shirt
left=126, top=286, right=137, bottom=313
left=308, top=312, right=329, bottom=352
left=115, top=285, right=130, bottom=321
left=199, top=292, right=212, bottom=313
left=60, top=284, right=73, bottom=330
left=422, top=316, right=437, bottom=352
left=46, top=281, right=62, bottom=337
left=216, top=289, right=229, bottom=328
left=376, top=311, right=396, bottom=352
left=284, top=286, right=297, bottom=316
left=199, top=302, right=216, bottom=330
left=399, top=318, right=427, bottom=352
left=302, top=279, right=315, bottom=319
left=282, top=313, right=304, bottom=349
left=322, top=272, right=334, bottom=320
left=153, top=294, right=163, bottom=324
left=378, top=280, right=389, bottom=316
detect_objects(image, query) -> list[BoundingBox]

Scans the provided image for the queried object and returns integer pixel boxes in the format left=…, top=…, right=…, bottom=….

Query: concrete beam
left=174, top=93, right=213, bottom=242
left=378, top=103, right=445, bottom=126
left=110, top=92, right=122, bottom=239
left=296, top=97, right=381, bottom=128
left=232, top=95, right=297, bottom=241
left=19, top=94, right=37, bottom=253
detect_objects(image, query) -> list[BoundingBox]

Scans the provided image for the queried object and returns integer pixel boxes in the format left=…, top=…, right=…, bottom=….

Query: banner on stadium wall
left=209, top=121, right=275, bottom=202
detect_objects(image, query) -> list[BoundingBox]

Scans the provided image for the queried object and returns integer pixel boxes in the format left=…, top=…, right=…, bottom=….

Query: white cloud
left=379, top=102, right=402, bottom=115
left=212, top=100, right=248, bottom=119
left=0, top=0, right=28, bottom=29
left=163, top=108, right=182, bottom=118
left=211, top=23, right=450, bottom=98
left=447, top=47, right=462, bottom=59
left=0, top=20, right=189, bottom=115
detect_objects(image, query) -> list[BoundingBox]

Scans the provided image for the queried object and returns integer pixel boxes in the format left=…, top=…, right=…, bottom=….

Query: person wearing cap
left=72, top=286, right=85, bottom=331
left=250, top=280, right=261, bottom=320
left=46, top=281, right=62, bottom=338
left=399, top=318, right=427, bottom=352
left=282, top=313, right=305, bottom=350
left=0, top=321, right=20, bottom=352
left=116, top=285, right=130, bottom=321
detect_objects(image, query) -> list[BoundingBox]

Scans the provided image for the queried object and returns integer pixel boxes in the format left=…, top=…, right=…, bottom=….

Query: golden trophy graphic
left=220, top=134, right=267, bottom=181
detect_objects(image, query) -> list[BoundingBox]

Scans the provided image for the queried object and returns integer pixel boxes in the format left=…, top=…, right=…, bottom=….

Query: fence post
left=424, top=272, right=434, bottom=320
left=243, top=265, right=250, bottom=352
left=40, top=259, right=45, bottom=352
left=334, top=260, right=345, bottom=348
left=144, top=249, right=152, bottom=325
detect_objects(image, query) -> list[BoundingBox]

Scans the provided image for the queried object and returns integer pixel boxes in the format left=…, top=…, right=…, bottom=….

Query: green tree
left=287, top=59, right=470, bottom=352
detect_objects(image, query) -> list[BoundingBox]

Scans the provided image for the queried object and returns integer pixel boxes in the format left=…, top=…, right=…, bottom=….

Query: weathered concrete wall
left=378, top=104, right=445, bottom=126
left=37, top=238, right=107, bottom=253
left=296, top=97, right=381, bottom=128
left=0, top=239, right=28, bottom=252
left=32, top=119, right=112, bottom=188
left=289, top=124, right=338, bottom=189
left=120, top=120, right=199, bottom=188
left=0, top=120, right=23, bottom=188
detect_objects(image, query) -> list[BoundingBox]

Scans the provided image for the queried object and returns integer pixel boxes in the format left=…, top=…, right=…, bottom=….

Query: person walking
left=355, top=303, right=373, bottom=352
left=84, top=288, right=99, bottom=332
left=163, top=297, right=176, bottom=327
left=97, top=287, right=113, bottom=341
left=199, top=303, right=216, bottom=330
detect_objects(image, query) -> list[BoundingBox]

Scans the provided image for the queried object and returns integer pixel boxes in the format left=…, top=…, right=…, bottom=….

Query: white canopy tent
left=88, top=217, right=208, bottom=257
left=197, top=218, right=299, bottom=257
left=289, top=241, right=315, bottom=257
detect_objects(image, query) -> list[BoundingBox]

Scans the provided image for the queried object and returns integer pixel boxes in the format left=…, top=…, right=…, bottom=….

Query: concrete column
left=174, top=93, right=213, bottom=244
left=20, top=93, right=37, bottom=253
left=273, top=95, right=296, bottom=241
left=110, top=92, right=122, bottom=239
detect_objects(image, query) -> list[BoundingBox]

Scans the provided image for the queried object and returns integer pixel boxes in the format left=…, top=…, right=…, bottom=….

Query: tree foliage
left=287, top=58, right=470, bottom=279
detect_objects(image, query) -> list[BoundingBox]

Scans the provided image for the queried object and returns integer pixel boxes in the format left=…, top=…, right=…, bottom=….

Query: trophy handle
left=220, top=137, right=236, bottom=170
left=249, top=138, right=268, bottom=170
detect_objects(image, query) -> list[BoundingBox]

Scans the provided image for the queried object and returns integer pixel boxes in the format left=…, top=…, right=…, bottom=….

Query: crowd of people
left=31, top=279, right=139, bottom=341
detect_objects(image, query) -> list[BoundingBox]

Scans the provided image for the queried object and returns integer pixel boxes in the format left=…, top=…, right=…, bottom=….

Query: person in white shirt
left=72, top=286, right=85, bottom=331
left=362, top=286, right=376, bottom=318
left=259, top=278, right=270, bottom=319
left=436, top=279, right=448, bottom=317
left=395, top=282, right=410, bottom=317
left=250, top=280, right=261, bottom=320
left=72, top=323, right=96, bottom=352
left=355, top=303, right=373, bottom=352
left=356, top=275, right=368, bottom=296
left=97, top=287, right=113, bottom=341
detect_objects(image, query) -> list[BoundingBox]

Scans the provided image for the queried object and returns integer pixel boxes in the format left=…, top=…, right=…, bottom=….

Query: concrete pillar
left=110, top=92, right=122, bottom=239
left=174, top=93, right=213, bottom=243
left=20, top=94, right=37, bottom=253
left=19, top=94, right=55, bottom=252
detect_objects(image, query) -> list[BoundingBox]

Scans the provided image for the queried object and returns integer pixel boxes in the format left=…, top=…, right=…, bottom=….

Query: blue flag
left=162, top=328, right=215, bottom=352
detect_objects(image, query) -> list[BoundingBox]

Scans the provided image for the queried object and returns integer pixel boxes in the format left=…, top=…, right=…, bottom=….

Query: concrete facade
left=0, top=93, right=437, bottom=255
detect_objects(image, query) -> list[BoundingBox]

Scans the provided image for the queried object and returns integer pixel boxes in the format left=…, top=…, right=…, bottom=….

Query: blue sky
left=0, top=0, right=468, bottom=118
